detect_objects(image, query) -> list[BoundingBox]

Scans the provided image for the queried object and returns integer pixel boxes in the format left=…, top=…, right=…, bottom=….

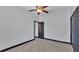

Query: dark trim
left=34, top=21, right=39, bottom=23
left=70, top=15, right=72, bottom=45
left=34, top=21, right=44, bottom=23
left=35, top=36, right=71, bottom=45
left=34, top=21, right=35, bottom=39
left=35, top=36, right=38, bottom=38
left=0, top=39, right=35, bottom=52
left=34, top=21, right=44, bottom=39
left=44, top=38, right=71, bottom=45
left=70, top=6, right=78, bottom=45
left=34, top=21, right=39, bottom=39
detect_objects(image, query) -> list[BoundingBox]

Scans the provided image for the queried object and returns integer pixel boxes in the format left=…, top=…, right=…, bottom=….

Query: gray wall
left=34, top=6, right=76, bottom=42
left=0, top=7, right=34, bottom=50
left=44, top=6, right=76, bottom=42
left=0, top=6, right=76, bottom=50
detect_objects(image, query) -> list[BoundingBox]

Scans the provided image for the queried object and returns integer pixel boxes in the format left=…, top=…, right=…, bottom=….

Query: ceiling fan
left=29, top=6, right=48, bottom=15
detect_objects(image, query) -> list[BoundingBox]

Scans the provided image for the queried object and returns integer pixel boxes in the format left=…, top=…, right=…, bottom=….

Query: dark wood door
left=38, top=22, right=44, bottom=38
left=71, top=6, right=79, bottom=52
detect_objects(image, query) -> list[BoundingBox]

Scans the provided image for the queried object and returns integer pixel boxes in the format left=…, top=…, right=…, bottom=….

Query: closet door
left=71, top=7, right=79, bottom=52
left=38, top=22, right=44, bottom=38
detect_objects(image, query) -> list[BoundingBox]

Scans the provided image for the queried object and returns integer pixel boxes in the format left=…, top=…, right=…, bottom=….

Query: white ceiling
left=20, top=6, right=77, bottom=42
left=17, top=6, right=77, bottom=24
left=19, top=6, right=76, bottom=16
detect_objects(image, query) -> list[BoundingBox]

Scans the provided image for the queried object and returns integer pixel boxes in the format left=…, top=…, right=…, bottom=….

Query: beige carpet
left=6, top=38, right=73, bottom=52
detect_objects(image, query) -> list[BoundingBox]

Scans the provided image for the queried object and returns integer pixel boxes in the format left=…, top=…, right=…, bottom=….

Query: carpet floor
left=6, top=38, right=73, bottom=52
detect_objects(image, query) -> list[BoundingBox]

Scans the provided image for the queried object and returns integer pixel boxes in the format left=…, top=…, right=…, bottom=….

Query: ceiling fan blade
left=42, top=6, right=48, bottom=8
left=36, top=6, right=39, bottom=8
left=43, top=10, right=48, bottom=13
left=29, top=9, right=36, bottom=12
left=36, top=6, right=48, bottom=8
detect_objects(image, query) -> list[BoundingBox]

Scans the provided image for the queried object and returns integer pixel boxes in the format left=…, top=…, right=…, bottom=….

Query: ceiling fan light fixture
left=36, top=9, right=43, bottom=13
left=29, top=6, right=48, bottom=15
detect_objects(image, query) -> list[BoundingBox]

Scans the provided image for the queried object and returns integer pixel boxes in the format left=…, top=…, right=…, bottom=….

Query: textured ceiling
left=18, top=6, right=76, bottom=17
left=21, top=6, right=76, bottom=11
